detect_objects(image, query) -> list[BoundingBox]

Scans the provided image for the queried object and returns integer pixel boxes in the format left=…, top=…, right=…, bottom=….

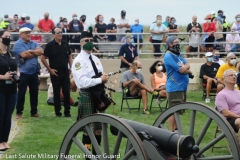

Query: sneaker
left=205, top=98, right=210, bottom=103
left=64, top=113, right=71, bottom=118
left=143, top=110, right=150, bottom=114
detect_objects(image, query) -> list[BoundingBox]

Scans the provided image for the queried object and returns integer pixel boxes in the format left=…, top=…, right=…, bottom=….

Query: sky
left=2, top=0, right=239, bottom=26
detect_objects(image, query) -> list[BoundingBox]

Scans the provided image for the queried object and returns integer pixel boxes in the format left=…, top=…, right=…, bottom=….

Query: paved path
left=0, top=120, right=19, bottom=159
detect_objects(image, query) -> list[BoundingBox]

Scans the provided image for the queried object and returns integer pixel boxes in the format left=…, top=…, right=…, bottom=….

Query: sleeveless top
left=154, top=72, right=166, bottom=88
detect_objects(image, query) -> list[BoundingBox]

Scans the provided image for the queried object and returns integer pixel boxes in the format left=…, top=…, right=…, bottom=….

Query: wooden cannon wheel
left=153, top=102, right=240, bottom=160
left=58, top=114, right=149, bottom=160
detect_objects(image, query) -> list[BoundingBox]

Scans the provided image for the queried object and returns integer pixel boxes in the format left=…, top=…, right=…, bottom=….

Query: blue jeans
left=0, top=93, right=17, bottom=142
left=231, top=43, right=240, bottom=52
left=16, top=73, right=39, bottom=115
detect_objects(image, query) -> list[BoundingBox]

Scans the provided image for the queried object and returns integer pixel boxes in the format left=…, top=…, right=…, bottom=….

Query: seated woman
left=149, top=60, right=167, bottom=98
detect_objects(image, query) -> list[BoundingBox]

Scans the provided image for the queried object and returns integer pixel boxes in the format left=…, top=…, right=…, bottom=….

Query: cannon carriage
left=58, top=102, right=240, bottom=160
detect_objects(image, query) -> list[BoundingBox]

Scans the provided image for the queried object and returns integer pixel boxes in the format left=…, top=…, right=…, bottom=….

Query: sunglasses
left=137, top=67, right=142, bottom=69
left=81, top=39, right=94, bottom=42
left=230, top=58, right=236, bottom=60
left=56, top=32, right=62, bottom=35
left=157, top=64, right=162, bottom=66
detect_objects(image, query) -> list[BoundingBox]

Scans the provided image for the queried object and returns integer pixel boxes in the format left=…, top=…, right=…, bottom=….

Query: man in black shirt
left=199, top=52, right=220, bottom=103
left=41, top=27, right=73, bottom=117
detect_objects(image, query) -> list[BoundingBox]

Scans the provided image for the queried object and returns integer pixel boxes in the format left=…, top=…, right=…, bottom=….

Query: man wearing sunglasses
left=216, top=52, right=237, bottom=93
left=41, top=27, right=72, bottom=117
left=71, top=31, right=109, bottom=157
left=216, top=69, right=240, bottom=143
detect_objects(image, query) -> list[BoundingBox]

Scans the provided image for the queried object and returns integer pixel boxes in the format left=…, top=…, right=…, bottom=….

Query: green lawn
left=1, top=91, right=232, bottom=160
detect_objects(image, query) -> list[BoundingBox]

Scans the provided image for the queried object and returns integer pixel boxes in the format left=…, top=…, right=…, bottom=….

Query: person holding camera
left=164, top=36, right=193, bottom=132
left=0, top=30, right=18, bottom=151
left=14, top=27, right=44, bottom=119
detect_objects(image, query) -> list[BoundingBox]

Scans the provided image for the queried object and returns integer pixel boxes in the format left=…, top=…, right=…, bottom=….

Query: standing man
left=71, top=31, right=109, bottom=156
left=41, top=27, right=72, bottom=117
left=14, top=27, right=44, bottom=118
left=8, top=14, right=20, bottom=42
left=0, top=14, right=10, bottom=29
left=164, top=36, right=192, bottom=132
left=130, top=19, right=144, bottom=50
left=68, top=13, right=83, bottom=54
left=107, top=18, right=117, bottom=59
left=21, top=16, right=34, bottom=30
left=38, top=12, right=55, bottom=45
left=118, top=33, right=138, bottom=91
left=117, top=10, right=130, bottom=42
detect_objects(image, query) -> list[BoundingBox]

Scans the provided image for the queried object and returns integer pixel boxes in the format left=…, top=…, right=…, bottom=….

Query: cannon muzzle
left=110, top=118, right=199, bottom=158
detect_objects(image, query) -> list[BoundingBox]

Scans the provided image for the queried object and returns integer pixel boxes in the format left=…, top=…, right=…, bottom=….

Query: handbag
left=162, top=35, right=167, bottom=43
left=149, top=36, right=152, bottom=42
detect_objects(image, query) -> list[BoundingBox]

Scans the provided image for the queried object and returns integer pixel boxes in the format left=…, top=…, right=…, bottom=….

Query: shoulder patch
left=75, top=62, right=81, bottom=70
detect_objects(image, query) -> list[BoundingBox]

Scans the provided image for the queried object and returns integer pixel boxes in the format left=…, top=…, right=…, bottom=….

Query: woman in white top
left=225, top=25, right=240, bottom=52
left=150, top=16, right=168, bottom=59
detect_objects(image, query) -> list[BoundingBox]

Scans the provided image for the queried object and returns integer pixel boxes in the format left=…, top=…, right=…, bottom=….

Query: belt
left=80, top=88, right=90, bottom=92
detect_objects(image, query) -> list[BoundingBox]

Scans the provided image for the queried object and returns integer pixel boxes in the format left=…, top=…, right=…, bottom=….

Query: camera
left=188, top=73, right=194, bottom=79
left=12, top=71, right=20, bottom=83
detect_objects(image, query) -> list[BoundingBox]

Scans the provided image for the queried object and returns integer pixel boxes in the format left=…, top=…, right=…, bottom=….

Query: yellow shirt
left=216, top=63, right=236, bottom=78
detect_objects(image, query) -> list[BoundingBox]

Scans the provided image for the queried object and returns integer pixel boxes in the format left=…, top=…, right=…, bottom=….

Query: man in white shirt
left=117, top=10, right=130, bottom=41
left=71, top=31, right=109, bottom=156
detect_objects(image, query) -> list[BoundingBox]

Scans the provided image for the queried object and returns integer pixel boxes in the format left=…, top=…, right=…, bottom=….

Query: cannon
left=59, top=102, right=240, bottom=160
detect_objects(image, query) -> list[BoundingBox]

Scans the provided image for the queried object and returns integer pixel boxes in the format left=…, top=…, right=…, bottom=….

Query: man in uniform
left=71, top=31, right=109, bottom=157
left=41, top=27, right=72, bottom=117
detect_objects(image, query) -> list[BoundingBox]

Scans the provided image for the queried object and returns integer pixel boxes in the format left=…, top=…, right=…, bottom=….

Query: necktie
left=89, top=55, right=98, bottom=75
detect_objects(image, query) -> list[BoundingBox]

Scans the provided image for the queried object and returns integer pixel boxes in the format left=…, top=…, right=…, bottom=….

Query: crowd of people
left=0, top=10, right=240, bottom=59
left=1, top=10, right=240, bottom=154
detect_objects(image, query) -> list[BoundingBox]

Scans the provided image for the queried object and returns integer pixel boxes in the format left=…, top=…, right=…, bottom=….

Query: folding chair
left=201, top=80, right=217, bottom=100
left=120, top=88, right=142, bottom=114
left=149, top=94, right=168, bottom=112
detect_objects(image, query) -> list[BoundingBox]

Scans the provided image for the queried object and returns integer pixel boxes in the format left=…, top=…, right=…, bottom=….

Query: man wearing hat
left=13, top=27, right=44, bottom=119
left=164, top=36, right=192, bottom=132
left=117, top=10, right=130, bottom=42
left=199, top=52, right=220, bottom=103
left=41, top=27, right=72, bottom=117
left=118, top=33, right=138, bottom=90
left=18, top=14, right=27, bottom=27
left=21, top=16, right=34, bottom=30
left=0, top=14, right=10, bottom=29
left=71, top=31, right=109, bottom=157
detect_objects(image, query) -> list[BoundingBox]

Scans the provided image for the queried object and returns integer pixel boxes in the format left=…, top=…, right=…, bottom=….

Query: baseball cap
left=166, top=36, right=178, bottom=46
left=121, top=10, right=126, bottom=14
left=125, top=33, right=133, bottom=39
left=19, top=27, right=31, bottom=33
left=205, top=52, right=213, bottom=57
left=22, top=14, right=27, bottom=18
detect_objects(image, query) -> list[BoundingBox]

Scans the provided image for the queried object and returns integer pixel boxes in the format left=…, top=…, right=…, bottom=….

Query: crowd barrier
left=10, top=31, right=240, bottom=58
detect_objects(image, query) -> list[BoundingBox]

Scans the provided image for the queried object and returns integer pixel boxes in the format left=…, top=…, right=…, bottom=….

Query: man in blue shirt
left=14, top=27, right=44, bottom=118
left=130, top=19, right=143, bottom=50
left=21, top=16, right=34, bottom=30
left=164, top=36, right=192, bottom=132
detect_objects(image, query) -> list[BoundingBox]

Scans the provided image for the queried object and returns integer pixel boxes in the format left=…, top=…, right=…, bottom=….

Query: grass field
left=1, top=91, right=234, bottom=160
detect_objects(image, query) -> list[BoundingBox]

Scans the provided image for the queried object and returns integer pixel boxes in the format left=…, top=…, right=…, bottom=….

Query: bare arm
left=119, top=56, right=131, bottom=66
left=217, top=78, right=224, bottom=84
left=150, top=74, right=156, bottom=89
left=29, top=48, right=44, bottom=56
left=222, top=109, right=240, bottom=118
left=20, top=50, right=36, bottom=59
left=69, top=54, right=73, bottom=71
left=122, top=79, right=133, bottom=88
left=117, top=24, right=126, bottom=28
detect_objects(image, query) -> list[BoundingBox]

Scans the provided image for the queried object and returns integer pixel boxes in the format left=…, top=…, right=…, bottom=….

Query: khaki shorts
left=167, top=91, right=186, bottom=108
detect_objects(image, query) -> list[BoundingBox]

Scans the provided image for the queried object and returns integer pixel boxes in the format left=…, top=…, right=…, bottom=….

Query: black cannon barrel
left=110, top=118, right=199, bottom=158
